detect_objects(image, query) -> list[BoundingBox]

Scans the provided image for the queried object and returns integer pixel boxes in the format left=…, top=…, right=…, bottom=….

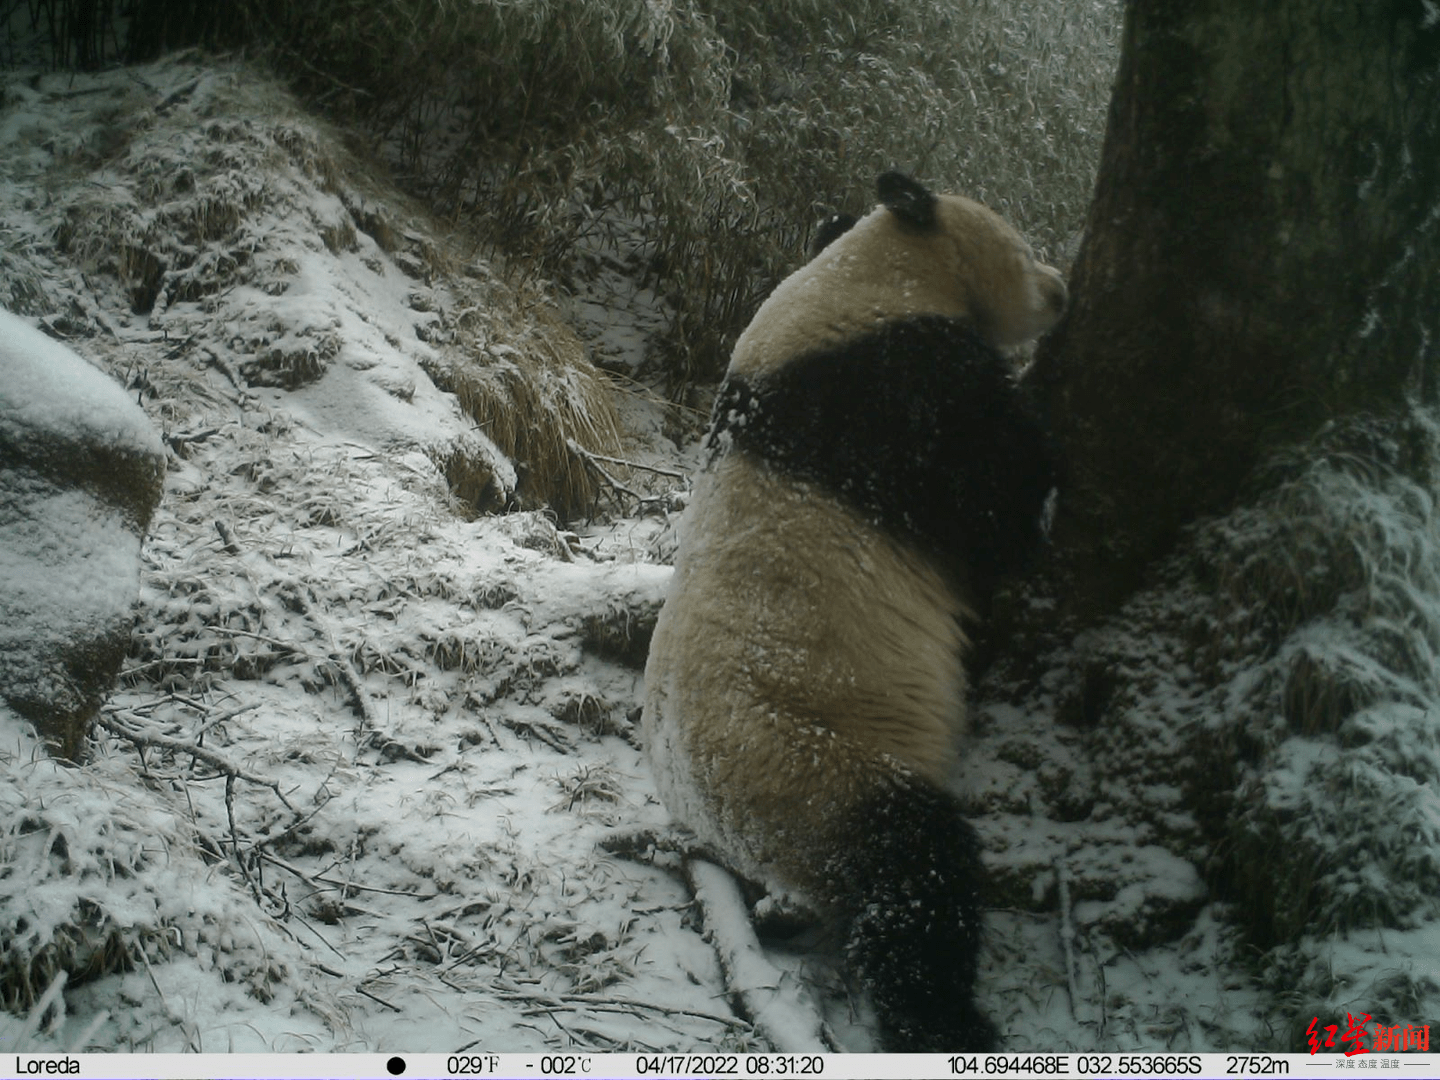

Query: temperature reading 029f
left=445, top=1054, right=501, bottom=1074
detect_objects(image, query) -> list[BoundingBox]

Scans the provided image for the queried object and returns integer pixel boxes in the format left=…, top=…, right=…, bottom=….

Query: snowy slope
left=0, top=57, right=718, bottom=1053
left=7, top=53, right=1432, bottom=1058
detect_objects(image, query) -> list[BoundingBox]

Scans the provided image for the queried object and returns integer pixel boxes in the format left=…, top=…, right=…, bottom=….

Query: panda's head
left=732, top=172, right=1067, bottom=378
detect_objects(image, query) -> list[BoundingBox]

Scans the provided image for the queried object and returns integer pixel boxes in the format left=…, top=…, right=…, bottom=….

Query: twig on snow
left=189, top=700, right=263, bottom=742
left=198, top=344, right=244, bottom=391
left=164, top=426, right=220, bottom=455
left=213, top=518, right=241, bottom=555
left=324, top=645, right=380, bottom=747
left=283, top=584, right=383, bottom=750
left=355, top=983, right=403, bottom=1013
left=243, top=791, right=330, bottom=855
left=224, top=772, right=261, bottom=901
left=286, top=907, right=349, bottom=963
left=135, top=944, right=170, bottom=1013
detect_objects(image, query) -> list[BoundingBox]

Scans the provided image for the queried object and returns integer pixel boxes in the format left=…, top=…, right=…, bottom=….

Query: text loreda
left=14, top=1058, right=80, bottom=1075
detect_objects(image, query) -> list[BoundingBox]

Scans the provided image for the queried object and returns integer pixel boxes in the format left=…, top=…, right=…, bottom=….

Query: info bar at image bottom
left=6, top=1052, right=1439, bottom=1079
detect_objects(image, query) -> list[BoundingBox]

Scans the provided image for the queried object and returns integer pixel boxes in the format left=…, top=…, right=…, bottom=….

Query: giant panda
left=641, top=171, right=1066, bottom=1052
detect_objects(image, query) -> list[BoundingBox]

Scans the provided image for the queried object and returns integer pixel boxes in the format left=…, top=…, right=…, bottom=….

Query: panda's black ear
left=878, top=172, right=937, bottom=231
left=809, top=213, right=858, bottom=258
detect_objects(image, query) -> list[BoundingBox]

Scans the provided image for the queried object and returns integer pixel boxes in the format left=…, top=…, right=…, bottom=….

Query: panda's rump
left=643, top=454, right=969, bottom=890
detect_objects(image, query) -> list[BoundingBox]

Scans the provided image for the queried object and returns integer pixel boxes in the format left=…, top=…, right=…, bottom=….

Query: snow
left=0, top=309, right=161, bottom=457
left=0, top=56, right=738, bottom=1056
left=0, top=485, right=143, bottom=676
left=2, top=53, right=1437, bottom=1059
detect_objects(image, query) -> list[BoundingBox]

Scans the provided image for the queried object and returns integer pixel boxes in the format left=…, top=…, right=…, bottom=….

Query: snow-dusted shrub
left=1198, top=415, right=1440, bottom=944
left=1035, top=406, right=1440, bottom=1036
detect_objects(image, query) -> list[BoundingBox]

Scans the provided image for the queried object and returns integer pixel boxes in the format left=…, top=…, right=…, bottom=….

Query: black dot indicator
left=387, top=1056, right=406, bottom=1075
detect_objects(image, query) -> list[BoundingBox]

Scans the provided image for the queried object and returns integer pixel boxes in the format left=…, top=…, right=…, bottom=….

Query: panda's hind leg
left=826, top=778, right=999, bottom=1053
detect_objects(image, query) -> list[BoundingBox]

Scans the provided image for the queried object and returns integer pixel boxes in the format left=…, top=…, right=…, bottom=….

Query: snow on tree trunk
left=0, top=310, right=165, bottom=760
left=1033, top=0, right=1440, bottom=617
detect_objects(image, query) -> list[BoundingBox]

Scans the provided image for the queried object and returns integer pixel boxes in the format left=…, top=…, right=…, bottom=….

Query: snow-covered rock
left=0, top=310, right=164, bottom=759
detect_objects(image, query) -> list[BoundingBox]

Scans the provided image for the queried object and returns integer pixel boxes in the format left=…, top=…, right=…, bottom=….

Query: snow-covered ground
left=2, top=54, right=1435, bottom=1057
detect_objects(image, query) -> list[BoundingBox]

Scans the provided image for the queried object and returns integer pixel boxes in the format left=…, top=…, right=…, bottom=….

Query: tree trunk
left=991, top=2, right=1440, bottom=1038
left=1033, top=0, right=1440, bottom=619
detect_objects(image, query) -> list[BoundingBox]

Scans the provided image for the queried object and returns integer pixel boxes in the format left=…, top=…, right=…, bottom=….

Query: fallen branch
left=567, top=438, right=682, bottom=514
left=599, top=826, right=725, bottom=869
left=279, top=861, right=439, bottom=901
left=99, top=707, right=296, bottom=813
left=1055, top=855, right=1081, bottom=1023
left=684, top=858, right=835, bottom=1053
left=572, top=446, right=688, bottom=481
left=491, top=985, right=748, bottom=1033
left=568, top=438, right=647, bottom=503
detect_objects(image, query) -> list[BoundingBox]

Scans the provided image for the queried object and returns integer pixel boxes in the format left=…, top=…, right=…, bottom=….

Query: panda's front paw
left=751, top=889, right=823, bottom=939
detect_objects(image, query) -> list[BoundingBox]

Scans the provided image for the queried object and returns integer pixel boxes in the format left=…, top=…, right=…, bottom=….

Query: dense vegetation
left=15, top=0, right=1121, bottom=385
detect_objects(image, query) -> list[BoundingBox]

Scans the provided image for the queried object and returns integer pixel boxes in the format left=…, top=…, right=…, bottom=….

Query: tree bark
left=1033, top=0, right=1440, bottom=619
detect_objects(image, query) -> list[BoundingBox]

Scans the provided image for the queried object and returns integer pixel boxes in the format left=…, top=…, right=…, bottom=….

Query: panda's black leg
left=830, top=779, right=998, bottom=1052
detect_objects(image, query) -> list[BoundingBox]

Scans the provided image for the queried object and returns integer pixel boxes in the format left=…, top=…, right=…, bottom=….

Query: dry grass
left=425, top=302, right=624, bottom=522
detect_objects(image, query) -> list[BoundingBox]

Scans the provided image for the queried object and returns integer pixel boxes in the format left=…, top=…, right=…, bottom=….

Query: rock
left=0, top=310, right=164, bottom=760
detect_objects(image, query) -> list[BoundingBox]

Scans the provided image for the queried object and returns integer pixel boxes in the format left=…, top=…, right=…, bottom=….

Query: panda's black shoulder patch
left=707, top=316, right=1055, bottom=595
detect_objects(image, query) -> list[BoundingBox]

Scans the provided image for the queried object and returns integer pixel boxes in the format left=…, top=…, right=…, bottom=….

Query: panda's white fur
left=642, top=173, right=1065, bottom=1051
left=645, top=455, right=968, bottom=883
